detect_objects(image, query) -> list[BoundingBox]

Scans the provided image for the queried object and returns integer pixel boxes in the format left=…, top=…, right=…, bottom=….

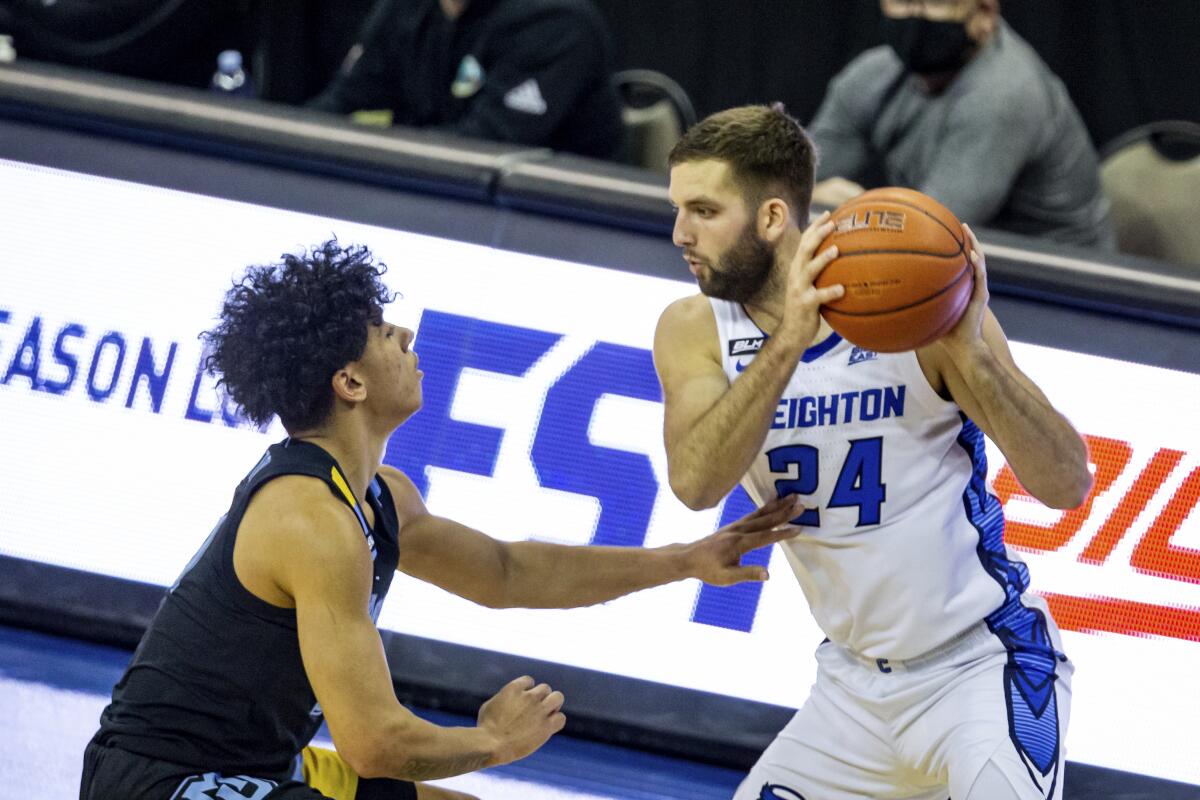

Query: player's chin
left=696, top=273, right=720, bottom=296
left=397, top=388, right=423, bottom=420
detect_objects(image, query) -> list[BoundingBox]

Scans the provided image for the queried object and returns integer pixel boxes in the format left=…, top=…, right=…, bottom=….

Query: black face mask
left=881, top=16, right=973, bottom=75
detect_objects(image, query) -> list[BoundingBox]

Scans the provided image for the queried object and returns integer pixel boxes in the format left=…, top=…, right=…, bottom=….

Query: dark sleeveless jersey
left=95, top=439, right=401, bottom=777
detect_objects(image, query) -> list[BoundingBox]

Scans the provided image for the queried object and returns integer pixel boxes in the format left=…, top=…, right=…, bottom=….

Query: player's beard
left=696, top=222, right=775, bottom=304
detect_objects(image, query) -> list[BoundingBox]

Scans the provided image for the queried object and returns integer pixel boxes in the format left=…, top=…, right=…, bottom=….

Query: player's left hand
left=681, top=494, right=803, bottom=586
left=938, top=223, right=990, bottom=359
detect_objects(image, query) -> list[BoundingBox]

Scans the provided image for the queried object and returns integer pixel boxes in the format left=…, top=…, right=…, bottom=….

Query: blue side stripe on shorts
left=955, top=415, right=1062, bottom=783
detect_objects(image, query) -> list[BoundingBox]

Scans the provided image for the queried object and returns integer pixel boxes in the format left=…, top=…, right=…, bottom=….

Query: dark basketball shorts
left=80, top=737, right=417, bottom=800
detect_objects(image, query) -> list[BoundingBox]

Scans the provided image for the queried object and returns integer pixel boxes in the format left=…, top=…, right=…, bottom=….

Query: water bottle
left=210, top=49, right=253, bottom=97
left=0, top=35, right=15, bottom=65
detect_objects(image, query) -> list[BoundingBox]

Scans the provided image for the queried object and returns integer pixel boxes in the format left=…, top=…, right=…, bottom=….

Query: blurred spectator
left=308, top=0, right=624, bottom=160
left=810, top=0, right=1116, bottom=250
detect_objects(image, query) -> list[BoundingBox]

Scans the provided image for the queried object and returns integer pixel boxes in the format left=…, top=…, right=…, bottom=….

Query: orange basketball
left=814, top=187, right=972, bottom=353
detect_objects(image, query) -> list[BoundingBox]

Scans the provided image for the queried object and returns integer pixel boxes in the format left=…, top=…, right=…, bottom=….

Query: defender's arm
left=387, top=467, right=803, bottom=608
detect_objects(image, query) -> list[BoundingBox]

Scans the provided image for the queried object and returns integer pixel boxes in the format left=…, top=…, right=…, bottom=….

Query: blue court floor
left=0, top=624, right=743, bottom=800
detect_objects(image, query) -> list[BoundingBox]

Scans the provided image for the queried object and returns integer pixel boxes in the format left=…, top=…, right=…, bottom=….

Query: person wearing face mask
left=809, top=0, right=1116, bottom=251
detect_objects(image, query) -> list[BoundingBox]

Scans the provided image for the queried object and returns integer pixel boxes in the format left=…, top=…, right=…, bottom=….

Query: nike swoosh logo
left=735, top=360, right=749, bottom=372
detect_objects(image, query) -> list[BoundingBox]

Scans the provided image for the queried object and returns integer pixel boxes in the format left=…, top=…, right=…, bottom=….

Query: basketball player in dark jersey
left=80, top=241, right=803, bottom=800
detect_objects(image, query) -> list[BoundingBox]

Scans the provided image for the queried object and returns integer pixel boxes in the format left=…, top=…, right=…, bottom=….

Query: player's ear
left=758, top=196, right=791, bottom=242
left=330, top=363, right=368, bottom=404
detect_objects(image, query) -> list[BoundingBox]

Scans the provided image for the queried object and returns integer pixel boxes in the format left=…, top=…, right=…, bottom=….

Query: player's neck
left=742, top=236, right=835, bottom=348
left=292, top=418, right=387, bottom=500
left=742, top=236, right=798, bottom=328
left=742, top=299, right=835, bottom=350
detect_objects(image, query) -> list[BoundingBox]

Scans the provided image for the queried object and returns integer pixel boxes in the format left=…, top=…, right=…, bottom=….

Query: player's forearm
left=498, top=541, right=691, bottom=608
left=669, top=338, right=803, bottom=509
left=362, top=716, right=497, bottom=781
left=955, top=345, right=1091, bottom=508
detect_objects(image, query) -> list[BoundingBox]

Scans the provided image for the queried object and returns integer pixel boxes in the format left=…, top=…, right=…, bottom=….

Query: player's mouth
left=683, top=254, right=706, bottom=277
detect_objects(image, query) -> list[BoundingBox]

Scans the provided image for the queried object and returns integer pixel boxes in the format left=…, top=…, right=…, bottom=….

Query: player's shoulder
left=246, top=475, right=361, bottom=544
left=654, top=294, right=721, bottom=373
left=251, top=473, right=336, bottom=509
left=657, top=293, right=715, bottom=333
left=376, top=465, right=420, bottom=502
left=375, top=465, right=428, bottom=522
left=655, top=294, right=719, bottom=353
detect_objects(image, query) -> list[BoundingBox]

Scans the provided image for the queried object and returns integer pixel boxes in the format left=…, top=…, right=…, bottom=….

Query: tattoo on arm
left=399, top=752, right=490, bottom=780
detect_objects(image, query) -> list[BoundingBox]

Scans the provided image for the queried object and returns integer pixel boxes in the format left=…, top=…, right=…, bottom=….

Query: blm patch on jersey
left=729, top=336, right=765, bottom=356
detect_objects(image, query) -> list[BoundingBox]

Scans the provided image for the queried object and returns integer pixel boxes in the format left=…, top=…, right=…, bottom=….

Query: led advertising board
left=1, top=159, right=1197, bottom=785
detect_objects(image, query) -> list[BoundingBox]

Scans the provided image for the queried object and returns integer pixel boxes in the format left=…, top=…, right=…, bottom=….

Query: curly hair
left=668, top=103, right=815, bottom=220
left=202, top=240, right=395, bottom=432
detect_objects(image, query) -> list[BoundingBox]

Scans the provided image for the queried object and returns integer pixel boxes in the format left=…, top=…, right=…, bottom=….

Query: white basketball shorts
left=735, top=596, right=1073, bottom=800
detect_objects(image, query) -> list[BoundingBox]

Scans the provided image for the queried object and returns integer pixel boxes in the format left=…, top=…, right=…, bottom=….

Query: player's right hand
left=477, top=675, right=566, bottom=766
left=779, top=211, right=843, bottom=350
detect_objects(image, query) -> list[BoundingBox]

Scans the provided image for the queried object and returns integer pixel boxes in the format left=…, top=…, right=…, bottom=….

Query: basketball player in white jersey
left=655, top=105, right=1093, bottom=800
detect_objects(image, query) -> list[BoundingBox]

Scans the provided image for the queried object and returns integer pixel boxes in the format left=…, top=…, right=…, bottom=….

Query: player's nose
left=672, top=212, right=694, bottom=248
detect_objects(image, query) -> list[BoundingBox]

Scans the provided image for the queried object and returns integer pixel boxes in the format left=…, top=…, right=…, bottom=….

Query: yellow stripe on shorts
left=302, top=745, right=359, bottom=800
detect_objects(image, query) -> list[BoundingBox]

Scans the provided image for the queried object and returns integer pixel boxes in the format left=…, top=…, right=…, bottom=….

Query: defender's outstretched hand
left=682, top=494, right=804, bottom=586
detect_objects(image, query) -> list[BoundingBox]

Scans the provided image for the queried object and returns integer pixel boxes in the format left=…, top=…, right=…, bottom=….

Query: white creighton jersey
left=711, top=298, right=1031, bottom=660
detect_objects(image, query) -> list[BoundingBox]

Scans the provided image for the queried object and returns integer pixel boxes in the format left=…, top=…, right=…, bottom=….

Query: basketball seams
left=821, top=264, right=972, bottom=318
left=875, top=198, right=965, bottom=253
left=833, top=248, right=964, bottom=259
left=817, top=188, right=972, bottom=351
